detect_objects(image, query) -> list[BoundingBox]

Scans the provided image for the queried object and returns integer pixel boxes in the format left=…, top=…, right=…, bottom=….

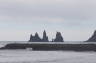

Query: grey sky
left=0, top=0, right=96, bottom=41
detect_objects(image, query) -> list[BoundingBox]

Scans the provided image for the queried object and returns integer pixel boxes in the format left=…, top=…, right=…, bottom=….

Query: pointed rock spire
left=34, top=32, right=42, bottom=42
left=29, top=32, right=42, bottom=42
left=29, top=31, right=64, bottom=42
left=42, top=30, right=49, bottom=42
left=29, top=34, right=33, bottom=42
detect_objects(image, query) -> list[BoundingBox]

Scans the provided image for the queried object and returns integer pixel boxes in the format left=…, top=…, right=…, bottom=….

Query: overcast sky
left=0, top=0, right=96, bottom=41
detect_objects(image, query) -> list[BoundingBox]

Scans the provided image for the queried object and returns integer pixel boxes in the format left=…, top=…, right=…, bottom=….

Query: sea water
left=0, top=41, right=96, bottom=63
left=0, top=50, right=96, bottom=63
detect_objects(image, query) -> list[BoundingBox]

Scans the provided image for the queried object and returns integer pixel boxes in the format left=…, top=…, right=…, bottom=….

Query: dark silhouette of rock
left=29, top=30, right=49, bottom=42
left=42, top=30, right=49, bottom=42
left=34, top=32, right=42, bottom=42
left=3, top=43, right=96, bottom=51
left=29, top=31, right=64, bottom=42
left=87, top=30, right=96, bottom=42
left=29, top=32, right=42, bottom=42
left=29, top=34, right=33, bottom=42
left=53, top=32, right=64, bottom=42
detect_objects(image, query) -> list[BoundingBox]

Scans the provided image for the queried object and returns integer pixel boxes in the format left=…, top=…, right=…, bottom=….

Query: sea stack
left=29, top=31, right=64, bottom=42
left=42, top=30, right=49, bottom=42
left=29, top=30, right=49, bottom=42
left=87, top=30, right=96, bottom=42
left=53, top=32, right=64, bottom=42
left=29, top=32, right=42, bottom=42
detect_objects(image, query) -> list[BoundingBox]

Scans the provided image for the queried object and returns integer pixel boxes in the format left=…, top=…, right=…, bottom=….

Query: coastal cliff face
left=87, top=30, right=96, bottom=42
left=29, top=30, right=64, bottom=42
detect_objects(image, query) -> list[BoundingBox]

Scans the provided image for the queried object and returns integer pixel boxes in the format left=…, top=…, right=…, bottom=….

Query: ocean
left=0, top=41, right=96, bottom=63
left=0, top=50, right=96, bottom=63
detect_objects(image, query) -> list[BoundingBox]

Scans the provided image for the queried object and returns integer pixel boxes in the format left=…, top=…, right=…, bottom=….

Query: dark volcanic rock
left=29, top=31, right=64, bottom=42
left=42, top=30, right=49, bottom=42
left=1, top=43, right=96, bottom=51
left=29, top=32, right=42, bottom=42
left=29, top=34, right=33, bottom=42
left=29, top=30, right=49, bottom=42
left=87, top=30, right=96, bottom=42
left=53, top=32, right=64, bottom=42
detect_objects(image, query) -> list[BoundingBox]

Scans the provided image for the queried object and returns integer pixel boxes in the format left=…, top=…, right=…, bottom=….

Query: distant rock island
left=29, top=30, right=64, bottom=42
left=2, top=30, right=96, bottom=51
left=87, top=30, right=96, bottom=42
left=53, top=32, right=64, bottom=42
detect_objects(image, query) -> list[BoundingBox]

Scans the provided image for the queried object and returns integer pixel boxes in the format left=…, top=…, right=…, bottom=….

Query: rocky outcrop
left=42, top=30, right=49, bottom=42
left=87, top=30, right=96, bottom=42
left=53, top=32, right=64, bottom=42
left=29, top=31, right=64, bottom=42
left=29, top=30, right=49, bottom=42
left=29, top=32, right=42, bottom=42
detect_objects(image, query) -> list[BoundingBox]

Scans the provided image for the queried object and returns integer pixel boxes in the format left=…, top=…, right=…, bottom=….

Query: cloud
left=0, top=15, right=64, bottom=24
left=0, top=0, right=96, bottom=41
left=0, top=0, right=96, bottom=18
left=0, top=0, right=96, bottom=23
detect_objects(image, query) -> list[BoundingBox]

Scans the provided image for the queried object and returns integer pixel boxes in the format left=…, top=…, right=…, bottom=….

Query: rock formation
left=87, top=30, right=96, bottom=42
left=42, top=30, right=49, bottom=42
left=29, top=31, right=64, bottom=42
left=53, top=32, right=64, bottom=42
left=29, top=32, right=42, bottom=42
left=29, top=34, right=33, bottom=42
left=29, top=30, right=49, bottom=42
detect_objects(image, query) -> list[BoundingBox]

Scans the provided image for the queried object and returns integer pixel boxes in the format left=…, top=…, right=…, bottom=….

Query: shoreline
left=1, top=42, right=96, bottom=51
